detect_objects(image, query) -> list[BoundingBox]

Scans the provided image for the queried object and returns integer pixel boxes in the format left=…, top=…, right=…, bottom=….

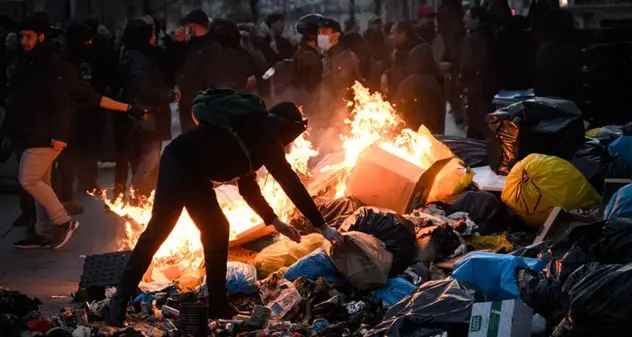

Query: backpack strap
left=221, top=124, right=255, bottom=174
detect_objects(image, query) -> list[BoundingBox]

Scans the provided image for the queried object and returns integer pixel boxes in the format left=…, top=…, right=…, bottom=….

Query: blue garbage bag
left=605, top=183, right=632, bottom=220
left=608, top=136, right=632, bottom=166
left=226, top=262, right=258, bottom=295
left=284, top=248, right=342, bottom=282
left=450, top=251, right=547, bottom=301
left=373, top=278, right=416, bottom=307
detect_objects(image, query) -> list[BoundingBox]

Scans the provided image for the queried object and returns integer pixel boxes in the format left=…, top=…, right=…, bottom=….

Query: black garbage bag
left=445, top=191, right=516, bottom=234
left=552, top=262, right=632, bottom=337
left=366, top=279, right=483, bottom=337
left=340, top=207, right=416, bottom=276
left=591, top=218, right=632, bottom=264
left=435, top=135, right=488, bottom=168
left=415, top=225, right=462, bottom=263
left=487, top=97, right=585, bottom=174
left=290, top=196, right=364, bottom=233
left=571, top=138, right=632, bottom=193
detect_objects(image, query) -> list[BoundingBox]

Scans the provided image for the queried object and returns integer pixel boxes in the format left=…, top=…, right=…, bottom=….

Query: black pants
left=15, top=148, right=36, bottom=234
left=466, top=88, right=495, bottom=140
left=74, top=108, right=105, bottom=189
left=115, top=145, right=230, bottom=311
left=113, top=113, right=135, bottom=196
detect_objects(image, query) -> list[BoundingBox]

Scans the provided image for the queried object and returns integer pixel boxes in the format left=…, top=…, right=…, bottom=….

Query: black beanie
left=20, top=15, right=50, bottom=35
left=124, top=18, right=154, bottom=51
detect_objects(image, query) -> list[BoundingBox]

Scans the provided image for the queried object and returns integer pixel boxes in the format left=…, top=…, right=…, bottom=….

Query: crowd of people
left=0, top=1, right=581, bottom=253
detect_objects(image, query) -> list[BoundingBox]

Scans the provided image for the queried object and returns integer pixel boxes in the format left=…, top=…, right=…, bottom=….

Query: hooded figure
left=120, top=18, right=176, bottom=198
left=102, top=91, right=343, bottom=327
left=394, top=44, right=446, bottom=133
left=210, top=18, right=258, bottom=91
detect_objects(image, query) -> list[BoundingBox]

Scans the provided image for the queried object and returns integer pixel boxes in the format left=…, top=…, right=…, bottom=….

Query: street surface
left=0, top=107, right=464, bottom=315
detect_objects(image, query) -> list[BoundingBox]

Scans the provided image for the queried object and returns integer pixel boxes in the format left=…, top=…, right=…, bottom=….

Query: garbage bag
left=373, top=278, right=416, bottom=307
left=225, top=262, right=257, bottom=295
left=553, top=263, right=632, bottom=337
left=487, top=97, right=585, bottom=174
left=366, top=279, right=483, bottom=337
left=451, top=251, right=548, bottom=301
left=446, top=191, right=510, bottom=234
left=605, top=184, right=632, bottom=219
left=417, top=126, right=475, bottom=201
left=340, top=207, right=416, bottom=276
left=415, top=224, right=463, bottom=262
left=290, top=196, right=363, bottom=233
left=571, top=138, right=632, bottom=193
left=501, top=154, right=601, bottom=227
left=608, top=136, right=632, bottom=167
left=435, top=135, right=488, bottom=168
left=284, top=248, right=342, bottom=282
left=254, top=234, right=324, bottom=278
left=466, top=235, right=514, bottom=253
left=324, top=231, right=393, bottom=290
left=592, top=219, right=632, bottom=264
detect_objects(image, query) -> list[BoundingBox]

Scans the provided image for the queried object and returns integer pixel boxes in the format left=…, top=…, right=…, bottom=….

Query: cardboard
left=468, top=300, right=532, bottom=337
left=345, top=146, right=451, bottom=214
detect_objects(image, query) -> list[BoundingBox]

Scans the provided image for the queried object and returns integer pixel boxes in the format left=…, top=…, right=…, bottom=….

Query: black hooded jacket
left=3, top=41, right=72, bottom=148
left=210, top=19, right=258, bottom=91
left=121, top=21, right=172, bottom=142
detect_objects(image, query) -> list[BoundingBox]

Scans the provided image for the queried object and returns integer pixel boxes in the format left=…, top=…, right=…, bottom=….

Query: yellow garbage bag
left=254, top=233, right=324, bottom=277
left=585, top=128, right=601, bottom=138
left=416, top=125, right=475, bottom=202
left=466, top=235, right=514, bottom=253
left=501, top=154, right=600, bottom=227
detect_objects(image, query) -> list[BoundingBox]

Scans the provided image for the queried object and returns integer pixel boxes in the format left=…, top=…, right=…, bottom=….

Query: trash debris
left=290, top=197, right=364, bottom=233
left=451, top=251, right=547, bottom=301
left=284, top=248, right=342, bottom=283
left=262, top=279, right=302, bottom=321
left=446, top=191, right=511, bottom=234
left=487, top=97, right=585, bottom=174
left=466, top=235, right=514, bottom=253
left=324, top=232, right=393, bottom=290
left=608, top=135, right=632, bottom=167
left=373, top=278, right=416, bottom=307
left=366, top=279, right=482, bottom=337
left=468, top=300, right=533, bottom=337
left=254, top=234, right=325, bottom=278
left=399, top=261, right=430, bottom=286
left=605, top=183, right=632, bottom=220
left=340, top=207, right=416, bottom=276
left=501, top=154, right=601, bottom=227
left=435, top=135, right=489, bottom=168
left=571, top=138, right=632, bottom=193
left=414, top=225, right=463, bottom=263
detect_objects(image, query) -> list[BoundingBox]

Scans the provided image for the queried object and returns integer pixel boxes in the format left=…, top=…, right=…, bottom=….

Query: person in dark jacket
left=416, top=6, right=437, bottom=45
left=287, top=14, right=323, bottom=107
left=496, top=15, right=536, bottom=90
left=534, top=9, right=582, bottom=104
left=437, top=0, right=466, bottom=124
left=260, top=13, right=296, bottom=66
left=4, top=16, right=79, bottom=249
left=461, top=6, right=498, bottom=140
left=394, top=44, right=446, bottom=133
left=210, top=19, right=258, bottom=92
left=102, top=91, right=343, bottom=326
left=55, top=21, right=147, bottom=213
left=173, top=9, right=221, bottom=133
left=385, top=21, right=425, bottom=95
left=121, top=18, right=178, bottom=199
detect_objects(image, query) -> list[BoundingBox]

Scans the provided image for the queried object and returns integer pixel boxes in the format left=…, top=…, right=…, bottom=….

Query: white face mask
left=317, top=34, right=332, bottom=51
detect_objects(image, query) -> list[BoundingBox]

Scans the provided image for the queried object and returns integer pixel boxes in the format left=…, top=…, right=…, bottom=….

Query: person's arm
left=237, top=173, right=278, bottom=225
left=49, top=58, right=73, bottom=144
left=62, top=61, right=131, bottom=112
left=263, top=141, right=327, bottom=229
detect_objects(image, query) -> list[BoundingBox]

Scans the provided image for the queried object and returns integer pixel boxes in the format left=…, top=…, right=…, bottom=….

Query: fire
left=102, top=82, right=457, bottom=270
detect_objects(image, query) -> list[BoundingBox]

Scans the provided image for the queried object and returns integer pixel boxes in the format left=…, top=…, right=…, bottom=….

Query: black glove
left=127, top=105, right=148, bottom=120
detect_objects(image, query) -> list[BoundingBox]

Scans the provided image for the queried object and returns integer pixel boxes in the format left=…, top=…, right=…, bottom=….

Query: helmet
left=268, top=102, right=308, bottom=146
left=296, top=13, right=324, bottom=36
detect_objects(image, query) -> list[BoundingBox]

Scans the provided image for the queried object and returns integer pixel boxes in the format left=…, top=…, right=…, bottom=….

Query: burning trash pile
left=8, top=88, right=632, bottom=337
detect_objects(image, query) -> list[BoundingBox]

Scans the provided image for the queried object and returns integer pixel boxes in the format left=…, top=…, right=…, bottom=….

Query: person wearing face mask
left=173, top=9, right=221, bottom=133
left=318, top=18, right=361, bottom=100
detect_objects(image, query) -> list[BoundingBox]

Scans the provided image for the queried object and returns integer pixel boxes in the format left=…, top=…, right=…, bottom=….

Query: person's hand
left=174, top=27, right=186, bottom=42
left=272, top=218, right=301, bottom=243
left=320, top=225, right=344, bottom=247
left=380, top=73, right=388, bottom=93
left=51, top=139, right=67, bottom=151
left=127, top=105, right=149, bottom=120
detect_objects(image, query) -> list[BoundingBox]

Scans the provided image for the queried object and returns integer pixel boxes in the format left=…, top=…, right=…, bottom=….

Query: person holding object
left=102, top=89, right=343, bottom=326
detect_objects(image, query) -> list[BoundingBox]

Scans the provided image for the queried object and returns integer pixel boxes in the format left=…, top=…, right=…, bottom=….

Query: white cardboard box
left=468, top=300, right=533, bottom=337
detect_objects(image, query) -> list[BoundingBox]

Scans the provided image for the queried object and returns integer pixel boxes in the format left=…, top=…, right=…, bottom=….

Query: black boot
left=101, top=296, right=128, bottom=327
